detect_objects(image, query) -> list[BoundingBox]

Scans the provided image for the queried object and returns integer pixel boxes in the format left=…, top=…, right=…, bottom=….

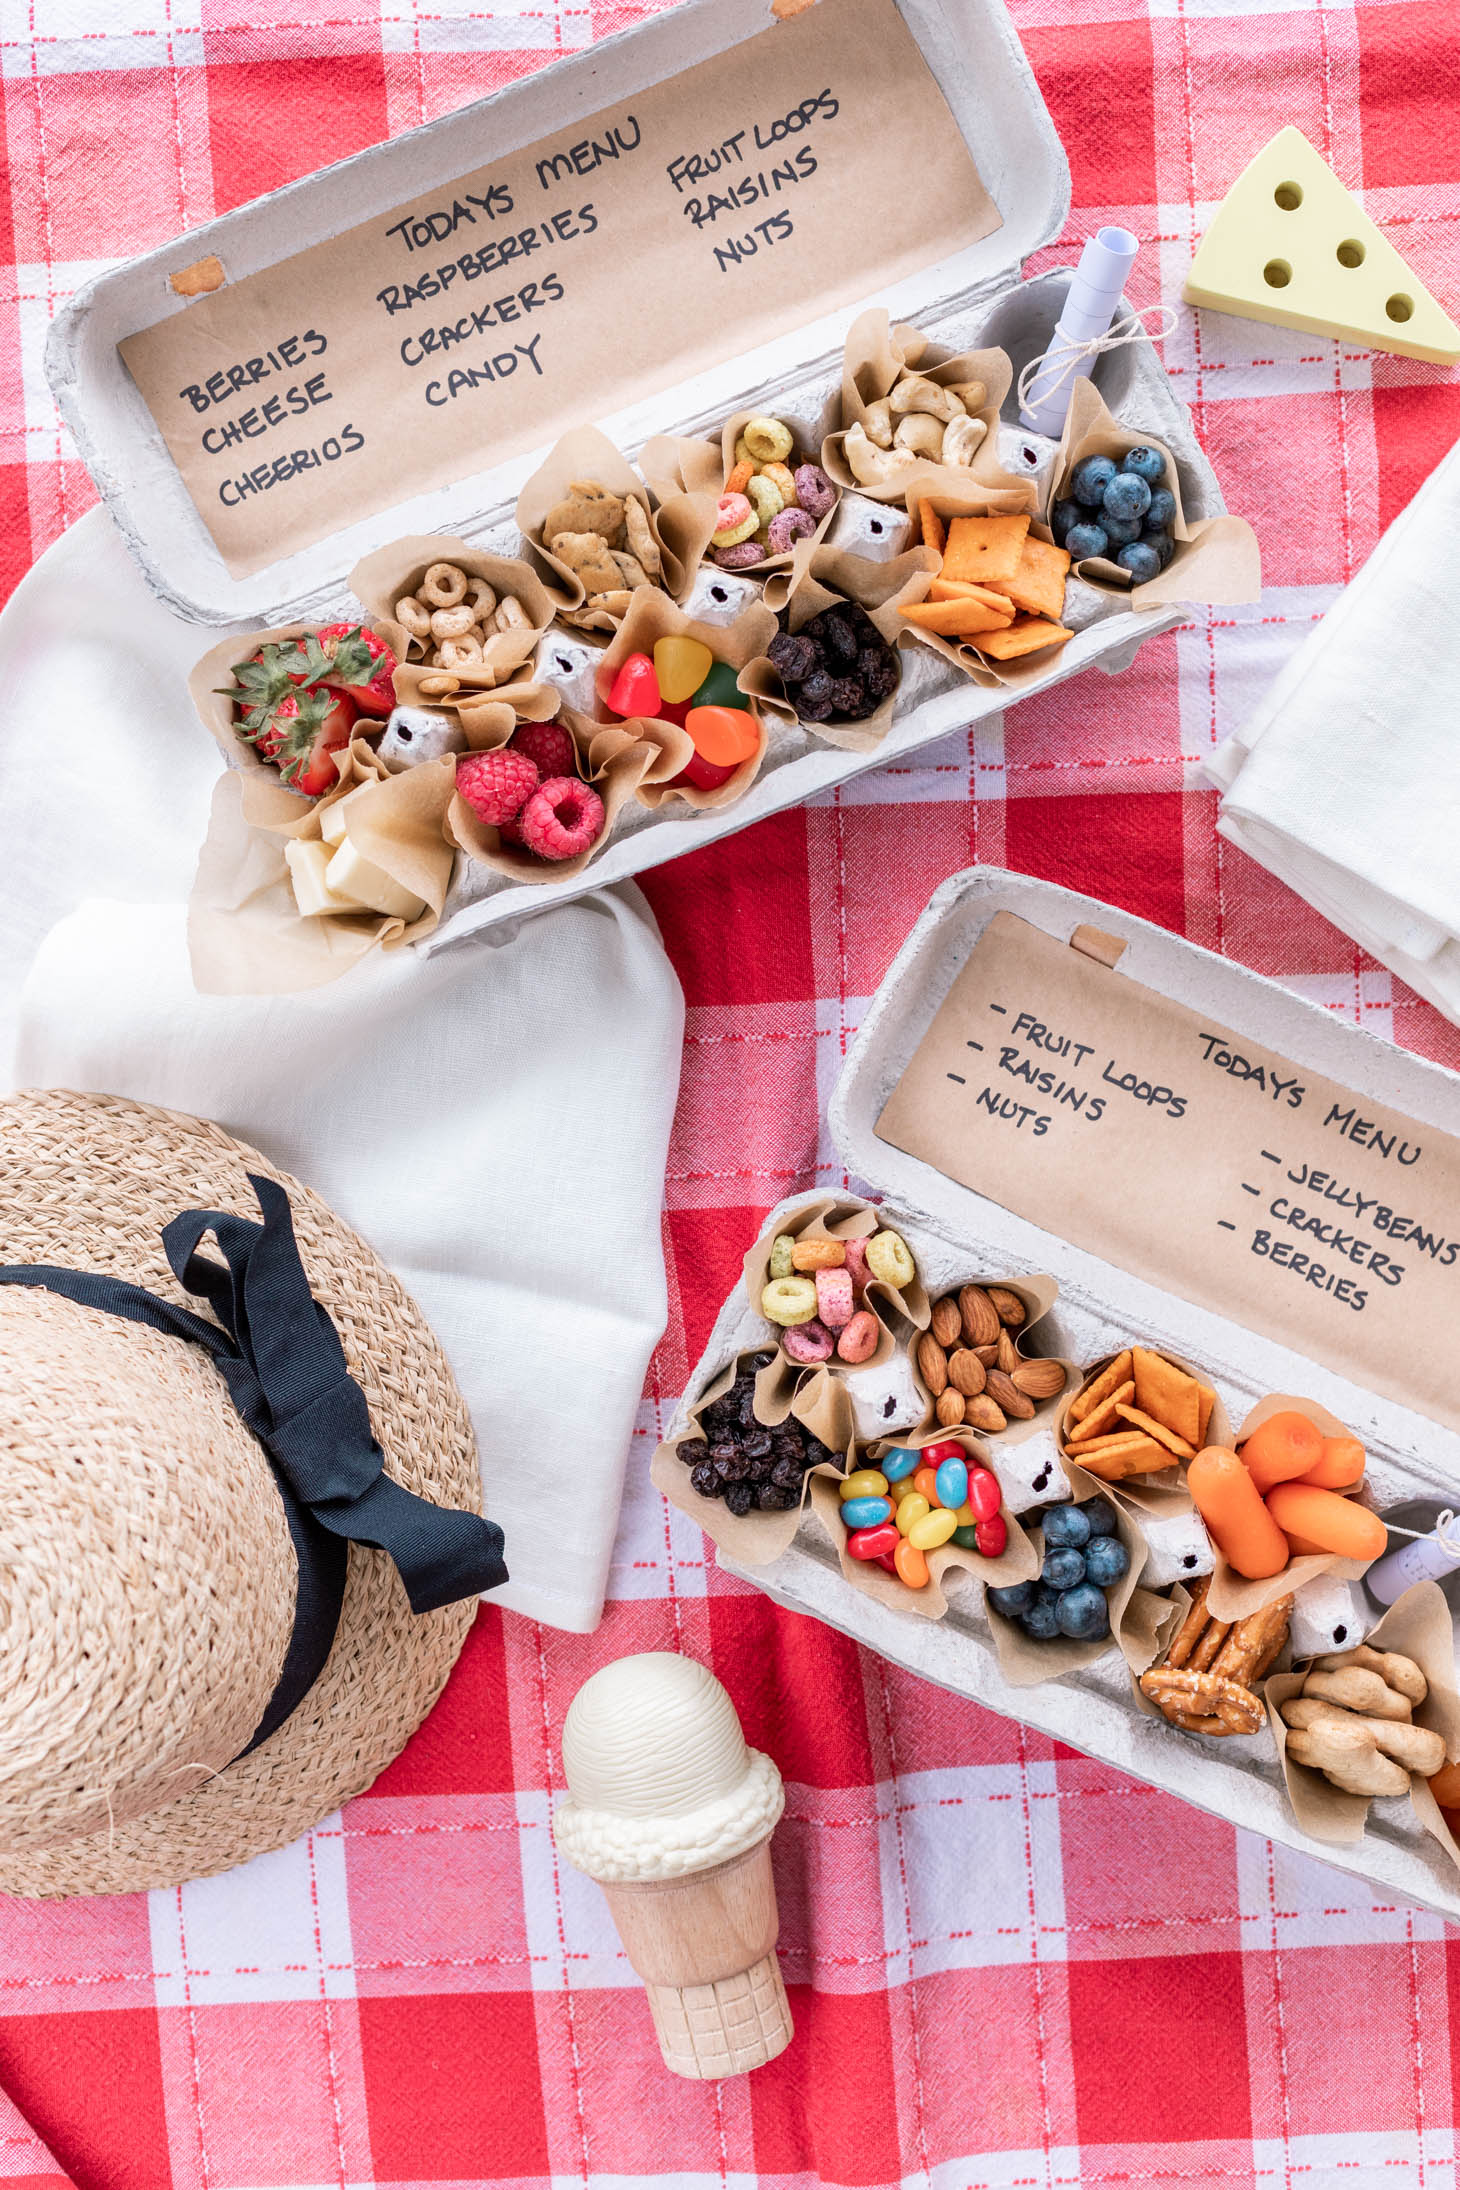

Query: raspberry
left=518, top=776, right=605, bottom=862
left=510, top=720, right=577, bottom=781
left=455, top=747, right=538, bottom=828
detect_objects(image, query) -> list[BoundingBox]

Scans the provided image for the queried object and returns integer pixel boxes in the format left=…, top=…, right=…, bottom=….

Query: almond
left=974, top=1342, right=999, bottom=1367
left=917, top=1333, right=949, bottom=1396
left=1012, top=1358, right=1067, bottom=1400
left=958, top=1283, right=1000, bottom=1348
left=996, top=1326, right=1020, bottom=1377
left=930, top=1295, right=962, bottom=1348
left=986, top=1368, right=1035, bottom=1420
left=965, top=1393, right=1006, bottom=1433
left=936, top=1388, right=966, bottom=1428
left=947, top=1348, right=987, bottom=1397
left=986, top=1285, right=1027, bottom=1328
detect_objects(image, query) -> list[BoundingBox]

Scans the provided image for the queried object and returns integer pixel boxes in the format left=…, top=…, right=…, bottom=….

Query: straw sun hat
left=0, top=1084, right=506, bottom=1898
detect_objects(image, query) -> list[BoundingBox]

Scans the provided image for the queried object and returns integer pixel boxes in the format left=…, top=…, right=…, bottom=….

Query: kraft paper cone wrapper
left=908, top=1271, right=1070, bottom=1450
left=823, top=309, right=1032, bottom=509
left=349, top=535, right=555, bottom=693
left=651, top=1344, right=854, bottom=1570
left=641, top=406, right=843, bottom=578
left=1264, top=1580, right=1460, bottom=1854
left=1205, top=1393, right=1375, bottom=1622
left=446, top=700, right=687, bottom=883
left=985, top=1458, right=1176, bottom=1687
left=1050, top=378, right=1261, bottom=607
left=591, top=587, right=778, bottom=813
left=888, top=481, right=1075, bottom=691
left=1057, top=1347, right=1231, bottom=1513
left=745, top=544, right=938, bottom=755
left=515, top=423, right=720, bottom=631
left=743, top=1195, right=930, bottom=1377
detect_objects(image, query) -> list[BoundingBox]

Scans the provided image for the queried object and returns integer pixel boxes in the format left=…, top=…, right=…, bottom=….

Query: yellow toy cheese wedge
left=1185, top=126, right=1460, bottom=364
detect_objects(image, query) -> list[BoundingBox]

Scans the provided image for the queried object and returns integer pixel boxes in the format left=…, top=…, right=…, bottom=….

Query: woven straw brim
left=0, top=1087, right=482, bottom=1897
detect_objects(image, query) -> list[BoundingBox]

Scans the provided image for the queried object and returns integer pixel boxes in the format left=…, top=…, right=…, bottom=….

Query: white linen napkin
left=1206, top=436, right=1460, bottom=1022
left=0, top=507, right=684, bottom=1633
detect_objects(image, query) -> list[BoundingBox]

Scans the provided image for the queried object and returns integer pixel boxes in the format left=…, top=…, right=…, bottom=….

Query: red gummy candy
left=966, top=1467, right=1002, bottom=1523
left=919, top=1440, right=963, bottom=1467
left=607, top=651, right=660, bottom=719
left=658, top=698, right=692, bottom=728
left=847, top=1521, right=899, bottom=1561
left=876, top=1548, right=900, bottom=1572
left=975, top=1513, right=1007, bottom=1559
left=673, top=751, right=740, bottom=791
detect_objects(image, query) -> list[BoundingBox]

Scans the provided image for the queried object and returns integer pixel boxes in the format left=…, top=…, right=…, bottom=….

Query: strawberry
left=315, top=622, right=398, bottom=717
left=250, top=685, right=358, bottom=795
left=221, top=624, right=391, bottom=796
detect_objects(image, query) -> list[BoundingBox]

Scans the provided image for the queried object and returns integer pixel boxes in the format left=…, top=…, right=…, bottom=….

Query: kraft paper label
left=876, top=912, right=1460, bottom=1433
left=118, top=0, right=998, bottom=577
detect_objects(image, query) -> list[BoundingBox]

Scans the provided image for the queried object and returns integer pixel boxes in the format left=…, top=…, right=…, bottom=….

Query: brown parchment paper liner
left=446, top=699, right=688, bottom=883
left=909, top=1273, right=1071, bottom=1450
left=348, top=535, right=555, bottom=691
left=515, top=424, right=720, bottom=631
left=986, top=1459, right=1177, bottom=1688
left=823, top=310, right=1034, bottom=511
left=1205, top=1393, right=1374, bottom=1622
left=650, top=1345, right=854, bottom=1569
left=640, top=411, right=842, bottom=578
left=743, top=1196, right=930, bottom=1378
left=1057, top=1347, right=1231, bottom=1515
left=589, top=586, right=778, bottom=812
left=745, top=544, right=938, bottom=754
left=1051, top=378, right=1261, bottom=607
left=1264, top=1580, right=1460, bottom=1853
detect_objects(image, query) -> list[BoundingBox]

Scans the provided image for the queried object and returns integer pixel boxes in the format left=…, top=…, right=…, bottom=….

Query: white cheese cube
left=324, top=837, right=426, bottom=922
left=285, top=838, right=369, bottom=919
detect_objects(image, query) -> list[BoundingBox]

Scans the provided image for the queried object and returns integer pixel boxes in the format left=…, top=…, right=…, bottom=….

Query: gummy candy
left=652, top=634, right=714, bottom=705
left=686, top=704, right=759, bottom=766
left=606, top=652, right=661, bottom=717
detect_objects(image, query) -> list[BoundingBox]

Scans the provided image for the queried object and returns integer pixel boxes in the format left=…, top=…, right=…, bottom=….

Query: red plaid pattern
left=3, top=0, right=1460, bottom=2182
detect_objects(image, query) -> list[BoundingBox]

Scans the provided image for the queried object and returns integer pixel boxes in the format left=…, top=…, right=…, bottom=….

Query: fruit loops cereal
left=677, top=1352, right=838, bottom=1516
left=604, top=635, right=759, bottom=793
left=840, top=1438, right=1008, bottom=1587
left=767, top=603, right=900, bottom=723
left=712, top=416, right=836, bottom=568
left=919, top=1283, right=1066, bottom=1432
left=394, top=562, right=534, bottom=675
left=989, top=1498, right=1128, bottom=1640
left=455, top=721, right=605, bottom=861
left=541, top=480, right=664, bottom=621
left=761, top=1227, right=914, bottom=1364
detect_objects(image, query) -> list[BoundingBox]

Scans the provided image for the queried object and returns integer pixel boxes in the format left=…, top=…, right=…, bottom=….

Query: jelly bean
left=846, top=1521, right=899, bottom=1562
left=908, top=1507, right=958, bottom=1551
left=918, top=1439, right=963, bottom=1467
left=690, top=659, right=745, bottom=710
left=966, top=1467, right=1002, bottom=1523
left=836, top=1309, right=879, bottom=1363
left=953, top=1502, right=976, bottom=1527
left=894, top=1537, right=930, bottom=1589
left=842, top=1496, right=892, bottom=1529
left=652, top=635, right=714, bottom=706
left=876, top=1548, right=900, bottom=1572
left=894, top=1492, right=929, bottom=1537
left=840, top=1468, right=889, bottom=1502
left=952, top=1523, right=981, bottom=1550
left=673, top=751, right=740, bottom=792
left=934, top=1457, right=968, bottom=1511
left=913, top=1465, right=940, bottom=1504
left=976, top=1513, right=1008, bottom=1558
left=607, top=652, right=660, bottom=718
left=887, top=1475, right=919, bottom=1507
left=882, top=1446, right=920, bottom=1481
left=686, top=705, right=760, bottom=767
left=711, top=492, right=757, bottom=548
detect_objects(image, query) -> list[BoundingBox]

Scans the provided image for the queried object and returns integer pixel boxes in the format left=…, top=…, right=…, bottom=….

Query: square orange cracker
left=928, top=577, right=1015, bottom=613
left=1113, top=1403, right=1195, bottom=1460
left=977, top=617, right=1074, bottom=661
left=940, top=513, right=1029, bottom=587
left=919, top=500, right=946, bottom=555
left=1072, top=1351, right=1133, bottom=1422
left=1132, top=1348, right=1201, bottom=1445
left=902, top=596, right=1017, bottom=638
left=986, top=534, right=1071, bottom=622
left=1066, top=1379, right=1136, bottom=1444
left=1077, top=1433, right=1169, bottom=1482
left=1196, top=1383, right=1216, bottom=1445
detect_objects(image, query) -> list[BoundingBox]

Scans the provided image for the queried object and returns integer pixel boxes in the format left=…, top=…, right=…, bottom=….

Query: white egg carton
left=46, top=0, right=1213, bottom=948
left=669, top=867, right=1460, bottom=1922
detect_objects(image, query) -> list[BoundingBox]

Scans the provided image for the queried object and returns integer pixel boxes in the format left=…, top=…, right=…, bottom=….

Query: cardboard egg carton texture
left=667, top=869, right=1460, bottom=1923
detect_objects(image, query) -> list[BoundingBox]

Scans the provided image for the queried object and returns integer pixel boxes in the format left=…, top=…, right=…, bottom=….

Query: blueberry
left=1050, top=497, right=1081, bottom=546
left=1123, top=445, right=1167, bottom=485
left=1141, top=528, right=1175, bottom=569
left=1101, top=512, right=1143, bottom=546
left=1082, top=1497, right=1118, bottom=1538
left=1084, top=1534, right=1130, bottom=1588
left=1116, top=541, right=1162, bottom=584
left=1041, top=1503, right=1091, bottom=1549
left=1056, top=1583, right=1110, bottom=1640
left=1070, top=454, right=1117, bottom=507
left=1065, top=522, right=1110, bottom=561
left=1145, top=486, right=1177, bottom=530
left=1103, top=471, right=1153, bottom=522
left=988, top=1579, right=1035, bottom=1617
left=1042, top=1545, right=1087, bottom=1592
left=1020, top=1593, right=1061, bottom=1640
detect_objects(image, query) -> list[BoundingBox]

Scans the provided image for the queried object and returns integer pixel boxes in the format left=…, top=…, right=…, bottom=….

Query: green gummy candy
left=952, top=1525, right=981, bottom=1550
left=691, top=660, right=743, bottom=709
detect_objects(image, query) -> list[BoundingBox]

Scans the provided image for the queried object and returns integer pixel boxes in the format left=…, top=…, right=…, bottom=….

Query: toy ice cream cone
left=553, top=1652, right=791, bottom=2078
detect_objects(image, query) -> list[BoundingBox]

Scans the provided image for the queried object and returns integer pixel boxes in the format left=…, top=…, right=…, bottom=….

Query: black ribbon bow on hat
left=0, top=1173, right=507, bottom=1756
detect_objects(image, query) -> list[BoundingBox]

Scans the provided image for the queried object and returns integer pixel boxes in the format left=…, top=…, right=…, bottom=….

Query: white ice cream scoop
left=553, top=1653, right=791, bottom=2078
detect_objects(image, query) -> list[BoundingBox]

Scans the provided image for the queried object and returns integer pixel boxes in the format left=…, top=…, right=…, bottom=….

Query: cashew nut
left=842, top=422, right=920, bottom=489
left=430, top=603, right=477, bottom=640
left=893, top=413, right=946, bottom=460
left=862, top=398, right=894, bottom=449
left=889, top=375, right=965, bottom=423
left=943, top=379, right=988, bottom=412
left=941, top=413, right=989, bottom=468
left=395, top=596, right=431, bottom=640
left=421, top=562, right=469, bottom=608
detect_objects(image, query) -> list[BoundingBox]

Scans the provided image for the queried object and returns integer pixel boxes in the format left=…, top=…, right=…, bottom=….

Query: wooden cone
left=598, top=1837, right=793, bottom=2078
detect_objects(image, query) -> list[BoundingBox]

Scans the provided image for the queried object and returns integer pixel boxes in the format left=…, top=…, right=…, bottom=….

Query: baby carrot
left=1301, top=1435, right=1366, bottom=1491
left=1264, top=1481, right=1386, bottom=1562
left=1240, top=1410, right=1324, bottom=1494
left=1187, top=1445, right=1291, bottom=1578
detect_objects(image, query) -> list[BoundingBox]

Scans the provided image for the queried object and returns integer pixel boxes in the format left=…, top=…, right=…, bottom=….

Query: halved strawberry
left=250, top=685, right=358, bottom=795
left=315, top=622, right=398, bottom=717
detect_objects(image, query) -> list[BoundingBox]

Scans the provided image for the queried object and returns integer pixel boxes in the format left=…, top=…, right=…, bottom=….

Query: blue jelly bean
left=881, top=1446, right=920, bottom=1482
left=1041, top=1502, right=1091, bottom=1549
left=1082, top=1497, right=1118, bottom=1538
left=1103, top=470, right=1152, bottom=522
left=1056, top=1583, right=1110, bottom=1640
left=841, top=1496, right=892, bottom=1529
left=1065, top=521, right=1110, bottom=561
left=1117, top=542, right=1162, bottom=584
left=1042, top=1545, right=1087, bottom=1592
left=1085, top=1534, right=1130, bottom=1587
left=934, top=1457, right=969, bottom=1511
left=1145, top=486, right=1176, bottom=530
left=1070, top=453, right=1117, bottom=507
left=1123, top=445, right=1167, bottom=485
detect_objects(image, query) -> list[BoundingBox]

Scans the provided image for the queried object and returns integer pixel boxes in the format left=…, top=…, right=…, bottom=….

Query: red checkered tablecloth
left=3, top=2, right=1460, bottom=2184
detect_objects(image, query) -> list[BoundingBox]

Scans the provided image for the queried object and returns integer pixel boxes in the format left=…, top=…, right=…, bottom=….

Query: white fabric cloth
left=1207, top=436, right=1460, bottom=1022
left=0, top=506, right=684, bottom=1632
